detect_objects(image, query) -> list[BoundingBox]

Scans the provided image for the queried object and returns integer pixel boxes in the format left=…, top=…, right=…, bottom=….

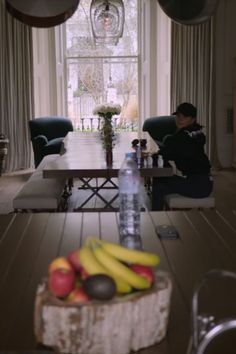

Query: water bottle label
left=119, top=176, right=139, bottom=193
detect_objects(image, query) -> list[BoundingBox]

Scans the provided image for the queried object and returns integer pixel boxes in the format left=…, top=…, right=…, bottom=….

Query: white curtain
left=0, top=0, right=34, bottom=172
left=171, top=18, right=221, bottom=167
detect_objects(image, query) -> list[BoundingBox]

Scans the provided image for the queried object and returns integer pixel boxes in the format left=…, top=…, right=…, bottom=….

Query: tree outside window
left=66, top=0, right=138, bottom=131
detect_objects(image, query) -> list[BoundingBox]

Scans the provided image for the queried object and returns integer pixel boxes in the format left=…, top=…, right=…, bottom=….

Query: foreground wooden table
left=0, top=209, right=236, bottom=353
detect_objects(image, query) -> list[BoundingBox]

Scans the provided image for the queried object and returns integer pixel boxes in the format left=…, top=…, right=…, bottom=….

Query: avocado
left=83, top=274, right=116, bottom=301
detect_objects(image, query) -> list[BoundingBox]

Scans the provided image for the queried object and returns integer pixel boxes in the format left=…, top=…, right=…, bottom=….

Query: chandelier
left=90, top=0, right=125, bottom=45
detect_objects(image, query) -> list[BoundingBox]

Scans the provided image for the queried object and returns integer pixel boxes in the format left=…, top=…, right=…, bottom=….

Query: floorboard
left=0, top=168, right=235, bottom=213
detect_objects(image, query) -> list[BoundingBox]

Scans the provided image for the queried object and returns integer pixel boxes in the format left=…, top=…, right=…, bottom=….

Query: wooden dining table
left=43, top=132, right=173, bottom=179
left=0, top=209, right=236, bottom=354
left=42, top=132, right=173, bottom=210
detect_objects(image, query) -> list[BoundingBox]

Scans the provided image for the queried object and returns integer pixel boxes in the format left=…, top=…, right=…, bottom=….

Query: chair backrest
left=142, top=115, right=176, bottom=146
left=29, top=116, right=73, bottom=141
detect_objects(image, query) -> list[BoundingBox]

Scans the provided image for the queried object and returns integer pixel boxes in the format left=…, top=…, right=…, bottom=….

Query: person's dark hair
left=172, top=102, right=197, bottom=118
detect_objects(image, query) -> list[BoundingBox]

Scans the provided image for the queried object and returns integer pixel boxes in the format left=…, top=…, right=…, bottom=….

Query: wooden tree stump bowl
left=34, top=271, right=172, bottom=354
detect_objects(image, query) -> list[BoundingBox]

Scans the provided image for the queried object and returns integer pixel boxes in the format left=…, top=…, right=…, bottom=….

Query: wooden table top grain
left=42, top=132, right=173, bottom=179
left=0, top=209, right=236, bottom=353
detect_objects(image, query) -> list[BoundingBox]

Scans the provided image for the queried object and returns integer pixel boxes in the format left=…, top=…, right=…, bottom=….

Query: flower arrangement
left=93, top=103, right=121, bottom=166
left=93, top=103, right=121, bottom=118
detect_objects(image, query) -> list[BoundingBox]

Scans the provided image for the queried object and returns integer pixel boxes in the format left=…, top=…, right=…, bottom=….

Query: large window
left=66, top=0, right=138, bottom=131
left=32, top=1, right=170, bottom=132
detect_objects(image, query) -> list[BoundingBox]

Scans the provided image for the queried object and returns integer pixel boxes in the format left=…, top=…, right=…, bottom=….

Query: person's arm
left=159, top=129, right=205, bottom=161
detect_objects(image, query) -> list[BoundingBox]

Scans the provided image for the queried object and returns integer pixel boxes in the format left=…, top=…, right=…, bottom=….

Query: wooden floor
left=0, top=168, right=235, bottom=213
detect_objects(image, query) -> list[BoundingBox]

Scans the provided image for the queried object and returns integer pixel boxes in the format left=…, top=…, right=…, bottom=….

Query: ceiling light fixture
left=5, top=0, right=80, bottom=27
left=90, top=0, right=125, bottom=46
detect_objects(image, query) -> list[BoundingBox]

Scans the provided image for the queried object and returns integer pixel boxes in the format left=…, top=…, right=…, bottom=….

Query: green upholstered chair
left=142, top=115, right=176, bottom=147
left=29, top=116, right=73, bottom=167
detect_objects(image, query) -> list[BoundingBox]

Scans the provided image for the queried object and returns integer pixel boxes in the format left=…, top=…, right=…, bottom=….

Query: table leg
left=74, top=177, right=119, bottom=211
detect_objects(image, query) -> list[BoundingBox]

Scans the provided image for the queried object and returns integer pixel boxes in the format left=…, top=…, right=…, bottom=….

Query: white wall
left=215, top=0, right=236, bottom=167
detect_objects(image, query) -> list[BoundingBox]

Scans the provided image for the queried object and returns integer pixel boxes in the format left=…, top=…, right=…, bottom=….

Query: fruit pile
left=48, top=238, right=160, bottom=303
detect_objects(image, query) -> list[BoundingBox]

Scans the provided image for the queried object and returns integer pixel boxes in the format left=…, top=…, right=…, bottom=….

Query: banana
left=79, top=245, right=131, bottom=294
left=92, top=243, right=151, bottom=290
left=99, top=240, right=160, bottom=266
left=79, top=246, right=107, bottom=275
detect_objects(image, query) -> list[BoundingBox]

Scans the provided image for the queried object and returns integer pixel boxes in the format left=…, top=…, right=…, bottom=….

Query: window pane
left=66, top=0, right=138, bottom=131
left=67, top=57, right=138, bottom=131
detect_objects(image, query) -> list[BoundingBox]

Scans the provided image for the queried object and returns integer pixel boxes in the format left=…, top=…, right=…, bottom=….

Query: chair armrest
left=33, top=134, right=48, bottom=147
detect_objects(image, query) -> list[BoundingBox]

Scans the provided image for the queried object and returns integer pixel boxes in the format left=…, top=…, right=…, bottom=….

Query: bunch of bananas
left=79, top=238, right=160, bottom=294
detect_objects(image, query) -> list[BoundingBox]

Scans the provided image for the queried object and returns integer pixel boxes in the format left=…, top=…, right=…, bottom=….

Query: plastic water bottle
left=147, top=153, right=153, bottom=167
left=158, top=155, right=164, bottom=167
left=136, top=145, right=142, bottom=168
left=118, top=153, right=142, bottom=250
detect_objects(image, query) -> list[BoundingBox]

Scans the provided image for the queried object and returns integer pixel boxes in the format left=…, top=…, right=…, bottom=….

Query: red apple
left=48, top=268, right=76, bottom=298
left=130, top=264, right=155, bottom=285
left=48, top=256, right=74, bottom=274
left=66, top=287, right=91, bottom=303
left=67, top=249, right=82, bottom=271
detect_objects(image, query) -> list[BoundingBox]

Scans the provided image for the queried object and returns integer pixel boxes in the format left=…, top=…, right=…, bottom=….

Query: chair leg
left=68, top=178, right=74, bottom=193
left=63, top=179, right=73, bottom=197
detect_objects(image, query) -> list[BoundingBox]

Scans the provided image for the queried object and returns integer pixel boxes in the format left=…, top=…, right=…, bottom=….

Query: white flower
left=93, top=103, right=121, bottom=116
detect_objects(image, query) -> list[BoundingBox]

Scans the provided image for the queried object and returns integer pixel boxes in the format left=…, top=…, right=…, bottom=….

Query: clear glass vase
left=106, top=148, right=113, bottom=167
left=100, top=113, right=115, bottom=167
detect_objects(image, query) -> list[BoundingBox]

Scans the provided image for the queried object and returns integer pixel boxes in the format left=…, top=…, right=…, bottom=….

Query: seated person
left=152, top=102, right=213, bottom=210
